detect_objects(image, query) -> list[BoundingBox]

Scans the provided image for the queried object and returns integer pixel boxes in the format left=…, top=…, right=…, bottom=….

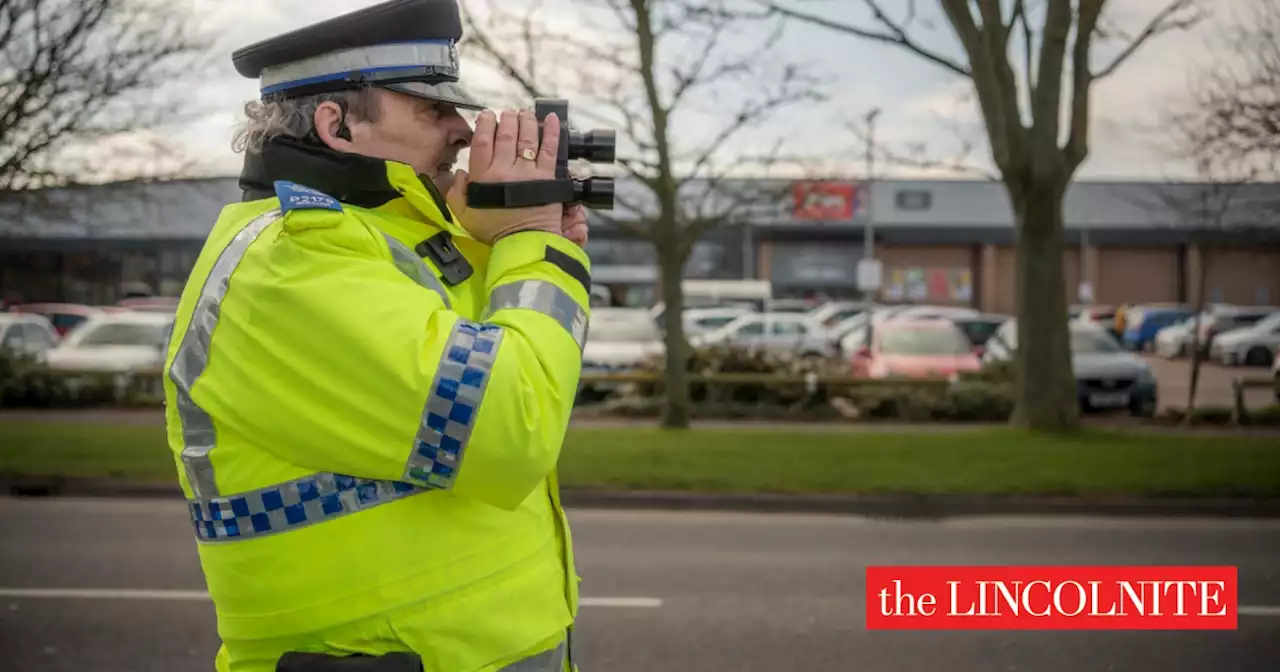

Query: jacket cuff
left=487, top=231, right=592, bottom=304
left=484, top=231, right=592, bottom=349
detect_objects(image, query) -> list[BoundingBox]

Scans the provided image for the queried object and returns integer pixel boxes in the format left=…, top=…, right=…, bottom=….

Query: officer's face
left=323, top=88, right=473, bottom=191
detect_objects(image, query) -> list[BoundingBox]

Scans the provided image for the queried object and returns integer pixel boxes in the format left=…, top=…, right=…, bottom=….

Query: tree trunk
left=1185, top=243, right=1209, bottom=416
left=1009, top=180, right=1081, bottom=432
left=657, top=240, right=692, bottom=429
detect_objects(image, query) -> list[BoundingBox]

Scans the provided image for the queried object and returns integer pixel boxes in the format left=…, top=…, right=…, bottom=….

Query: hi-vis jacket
left=161, top=139, right=589, bottom=671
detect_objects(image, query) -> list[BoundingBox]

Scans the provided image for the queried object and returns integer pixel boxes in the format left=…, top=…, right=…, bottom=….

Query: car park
left=984, top=319, right=1158, bottom=416
left=1210, top=311, right=1280, bottom=367
left=847, top=317, right=982, bottom=380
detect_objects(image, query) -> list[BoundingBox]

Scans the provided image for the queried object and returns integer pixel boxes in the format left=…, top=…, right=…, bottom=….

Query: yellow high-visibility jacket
left=162, top=146, right=589, bottom=671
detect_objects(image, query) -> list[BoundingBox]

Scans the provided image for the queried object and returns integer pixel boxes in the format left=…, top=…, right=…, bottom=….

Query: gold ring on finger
left=519, top=148, right=537, bottom=161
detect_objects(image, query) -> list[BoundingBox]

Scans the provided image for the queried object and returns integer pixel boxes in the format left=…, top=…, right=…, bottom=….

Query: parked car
left=847, top=318, right=982, bottom=380
left=1154, top=318, right=1196, bottom=358
left=878, top=305, right=980, bottom=324
left=580, top=308, right=664, bottom=400
left=807, top=301, right=872, bottom=329
left=43, top=311, right=174, bottom=374
left=692, top=312, right=833, bottom=358
left=947, top=313, right=1010, bottom=355
left=682, top=306, right=755, bottom=338
left=0, top=313, right=59, bottom=360
left=1197, top=306, right=1277, bottom=356
left=1122, top=306, right=1194, bottom=352
left=1210, top=311, right=1280, bottom=367
left=984, top=319, right=1158, bottom=416
left=9, top=303, right=102, bottom=337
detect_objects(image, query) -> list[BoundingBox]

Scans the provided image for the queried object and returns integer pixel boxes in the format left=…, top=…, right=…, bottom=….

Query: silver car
left=1211, top=312, right=1280, bottom=367
left=692, top=312, right=834, bottom=358
left=0, top=313, right=59, bottom=360
left=580, top=308, right=664, bottom=399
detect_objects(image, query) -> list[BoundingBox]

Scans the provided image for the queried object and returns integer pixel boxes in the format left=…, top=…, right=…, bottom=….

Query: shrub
left=945, top=383, right=1015, bottom=422
left=1241, top=404, right=1280, bottom=427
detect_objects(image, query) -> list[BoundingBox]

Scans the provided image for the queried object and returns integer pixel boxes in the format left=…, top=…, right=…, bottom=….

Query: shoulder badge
left=274, top=180, right=342, bottom=213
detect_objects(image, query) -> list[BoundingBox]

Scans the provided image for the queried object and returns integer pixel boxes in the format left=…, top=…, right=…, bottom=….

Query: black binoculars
left=535, top=98, right=616, bottom=210
left=466, top=98, right=617, bottom=211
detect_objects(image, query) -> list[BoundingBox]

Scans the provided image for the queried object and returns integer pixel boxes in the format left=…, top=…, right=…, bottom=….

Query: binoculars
left=466, top=98, right=617, bottom=211
left=535, top=98, right=616, bottom=210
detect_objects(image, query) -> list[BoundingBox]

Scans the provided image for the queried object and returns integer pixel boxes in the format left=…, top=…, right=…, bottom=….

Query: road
left=1, top=498, right=1278, bottom=671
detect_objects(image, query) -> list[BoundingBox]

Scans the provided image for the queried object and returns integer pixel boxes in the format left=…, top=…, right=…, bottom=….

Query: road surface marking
left=0, top=588, right=662, bottom=608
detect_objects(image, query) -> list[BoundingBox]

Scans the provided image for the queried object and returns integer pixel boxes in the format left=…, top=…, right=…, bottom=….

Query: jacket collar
left=238, top=136, right=471, bottom=239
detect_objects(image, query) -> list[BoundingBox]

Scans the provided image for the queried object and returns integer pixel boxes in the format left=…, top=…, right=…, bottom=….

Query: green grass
left=1, top=422, right=1278, bottom=497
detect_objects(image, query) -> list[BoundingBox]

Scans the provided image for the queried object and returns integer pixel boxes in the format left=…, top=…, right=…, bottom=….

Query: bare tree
left=461, top=0, right=823, bottom=428
left=1147, top=0, right=1280, bottom=416
left=0, top=0, right=208, bottom=193
left=1184, top=0, right=1280, bottom=181
left=756, top=0, right=1205, bottom=432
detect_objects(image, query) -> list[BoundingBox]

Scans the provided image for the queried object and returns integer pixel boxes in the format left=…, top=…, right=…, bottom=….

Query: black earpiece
left=334, top=98, right=352, bottom=141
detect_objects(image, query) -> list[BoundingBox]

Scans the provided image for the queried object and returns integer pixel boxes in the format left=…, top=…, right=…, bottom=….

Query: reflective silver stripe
left=260, top=41, right=459, bottom=93
left=484, top=280, right=588, bottom=350
left=402, top=320, right=504, bottom=489
left=382, top=233, right=451, bottom=308
left=169, top=210, right=281, bottom=498
left=187, top=472, right=426, bottom=543
left=500, top=638, right=567, bottom=672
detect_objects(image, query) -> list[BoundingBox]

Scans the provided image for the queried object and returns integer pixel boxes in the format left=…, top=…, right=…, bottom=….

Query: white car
left=682, top=307, right=754, bottom=337
left=1154, top=319, right=1195, bottom=358
left=580, top=308, right=664, bottom=398
left=1211, top=312, right=1280, bottom=367
left=692, top=312, right=833, bottom=358
left=44, top=311, right=175, bottom=374
left=807, top=301, right=874, bottom=329
left=0, top=313, right=60, bottom=360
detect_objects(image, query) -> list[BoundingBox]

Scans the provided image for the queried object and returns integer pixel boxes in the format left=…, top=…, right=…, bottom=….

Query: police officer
left=162, top=1, right=590, bottom=670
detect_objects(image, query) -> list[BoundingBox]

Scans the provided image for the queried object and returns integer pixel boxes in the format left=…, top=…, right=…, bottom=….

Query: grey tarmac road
left=1, top=498, right=1279, bottom=672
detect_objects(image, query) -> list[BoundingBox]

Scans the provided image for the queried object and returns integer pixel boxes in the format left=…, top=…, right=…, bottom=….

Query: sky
left=168, top=0, right=1254, bottom=183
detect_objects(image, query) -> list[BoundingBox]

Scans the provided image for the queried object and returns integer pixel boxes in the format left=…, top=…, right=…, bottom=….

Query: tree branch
left=1094, top=0, right=1203, bottom=80
left=1065, top=0, right=1104, bottom=171
left=755, top=0, right=970, bottom=77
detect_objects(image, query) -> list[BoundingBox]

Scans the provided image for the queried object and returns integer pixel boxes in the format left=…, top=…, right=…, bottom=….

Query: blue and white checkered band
left=259, top=40, right=460, bottom=97
left=402, top=319, right=504, bottom=489
left=189, top=473, right=426, bottom=543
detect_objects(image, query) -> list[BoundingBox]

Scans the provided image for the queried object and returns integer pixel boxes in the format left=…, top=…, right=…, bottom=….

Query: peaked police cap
left=231, top=0, right=483, bottom=110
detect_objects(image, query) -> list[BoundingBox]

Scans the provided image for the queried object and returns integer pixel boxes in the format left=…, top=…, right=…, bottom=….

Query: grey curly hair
left=231, top=89, right=383, bottom=154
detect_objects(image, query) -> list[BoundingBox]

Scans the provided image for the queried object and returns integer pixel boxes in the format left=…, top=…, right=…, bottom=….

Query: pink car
left=850, top=318, right=983, bottom=379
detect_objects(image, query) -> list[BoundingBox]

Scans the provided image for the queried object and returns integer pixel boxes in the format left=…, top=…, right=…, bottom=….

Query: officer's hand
left=446, top=109, right=563, bottom=245
left=562, top=204, right=588, bottom=248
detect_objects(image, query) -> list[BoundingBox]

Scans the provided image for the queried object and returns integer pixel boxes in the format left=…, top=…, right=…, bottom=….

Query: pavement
left=2, top=498, right=1279, bottom=672
left=1143, top=355, right=1276, bottom=411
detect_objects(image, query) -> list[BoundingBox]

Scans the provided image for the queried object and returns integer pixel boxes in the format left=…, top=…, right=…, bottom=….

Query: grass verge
left=1, top=422, right=1278, bottom=497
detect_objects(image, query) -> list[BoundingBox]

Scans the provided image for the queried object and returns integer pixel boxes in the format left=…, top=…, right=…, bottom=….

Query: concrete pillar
left=757, top=241, right=772, bottom=281
left=1185, top=244, right=1204, bottom=306
left=980, top=244, right=998, bottom=312
left=1082, top=244, right=1100, bottom=302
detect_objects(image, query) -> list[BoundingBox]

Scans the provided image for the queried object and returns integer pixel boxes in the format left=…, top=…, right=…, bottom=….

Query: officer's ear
left=313, top=100, right=356, bottom=151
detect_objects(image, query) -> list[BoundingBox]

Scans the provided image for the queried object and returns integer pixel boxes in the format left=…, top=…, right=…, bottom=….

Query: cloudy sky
left=174, top=0, right=1251, bottom=182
